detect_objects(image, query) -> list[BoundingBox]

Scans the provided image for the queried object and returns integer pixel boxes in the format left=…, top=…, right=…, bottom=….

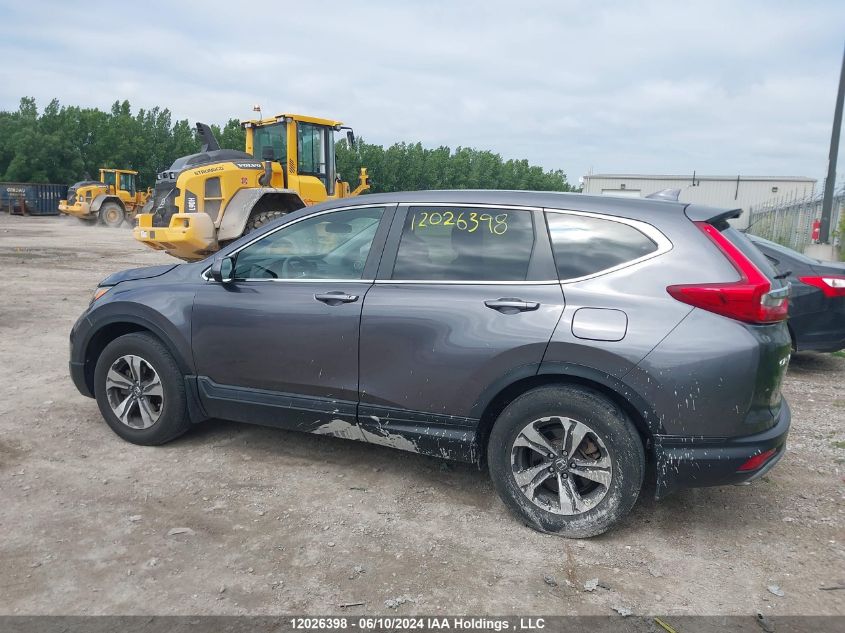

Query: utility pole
left=820, top=43, right=845, bottom=244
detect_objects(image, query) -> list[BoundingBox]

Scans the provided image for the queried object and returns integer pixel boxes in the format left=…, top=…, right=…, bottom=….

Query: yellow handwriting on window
left=412, top=211, right=508, bottom=235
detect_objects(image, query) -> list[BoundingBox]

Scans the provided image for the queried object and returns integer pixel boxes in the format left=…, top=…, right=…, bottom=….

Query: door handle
left=315, top=291, right=359, bottom=305
left=484, top=298, right=540, bottom=313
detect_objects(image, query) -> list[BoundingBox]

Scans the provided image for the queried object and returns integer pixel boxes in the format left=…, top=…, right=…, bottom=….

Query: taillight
left=798, top=275, right=845, bottom=298
left=737, top=448, right=777, bottom=472
left=667, top=222, right=789, bottom=324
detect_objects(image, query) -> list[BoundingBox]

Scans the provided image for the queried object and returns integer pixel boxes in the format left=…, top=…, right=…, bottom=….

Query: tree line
left=0, top=98, right=244, bottom=188
left=337, top=140, right=572, bottom=193
left=0, top=98, right=573, bottom=193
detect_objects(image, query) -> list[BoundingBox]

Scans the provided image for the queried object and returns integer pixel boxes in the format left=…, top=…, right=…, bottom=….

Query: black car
left=747, top=235, right=845, bottom=353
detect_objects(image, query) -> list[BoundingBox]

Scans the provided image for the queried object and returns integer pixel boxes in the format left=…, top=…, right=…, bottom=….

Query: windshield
left=252, top=122, right=287, bottom=162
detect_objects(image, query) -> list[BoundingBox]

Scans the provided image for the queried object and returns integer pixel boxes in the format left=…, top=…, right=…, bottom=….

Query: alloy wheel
left=104, top=354, right=164, bottom=429
left=510, top=416, right=612, bottom=515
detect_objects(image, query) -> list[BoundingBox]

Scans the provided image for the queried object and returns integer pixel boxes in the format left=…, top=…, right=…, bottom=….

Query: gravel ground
left=0, top=213, right=843, bottom=616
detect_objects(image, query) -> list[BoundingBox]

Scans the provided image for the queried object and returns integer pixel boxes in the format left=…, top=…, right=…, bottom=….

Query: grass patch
left=832, top=440, right=845, bottom=450
left=833, top=351, right=845, bottom=359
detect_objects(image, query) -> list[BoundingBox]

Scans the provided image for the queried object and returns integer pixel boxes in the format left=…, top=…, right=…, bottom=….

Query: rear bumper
left=796, top=335, right=845, bottom=353
left=654, top=398, right=791, bottom=499
left=791, top=300, right=845, bottom=353
left=133, top=213, right=216, bottom=261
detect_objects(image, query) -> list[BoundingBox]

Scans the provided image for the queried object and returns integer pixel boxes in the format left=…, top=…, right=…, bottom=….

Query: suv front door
left=192, top=205, right=394, bottom=431
left=357, top=204, right=565, bottom=459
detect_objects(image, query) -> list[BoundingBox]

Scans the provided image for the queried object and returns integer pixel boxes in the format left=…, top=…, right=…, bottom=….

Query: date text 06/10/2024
left=289, top=617, right=547, bottom=631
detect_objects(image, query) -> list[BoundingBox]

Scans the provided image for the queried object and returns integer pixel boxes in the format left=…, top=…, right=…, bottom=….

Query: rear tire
left=93, top=332, right=192, bottom=445
left=244, top=210, right=287, bottom=233
left=487, top=385, right=645, bottom=538
left=99, top=202, right=125, bottom=228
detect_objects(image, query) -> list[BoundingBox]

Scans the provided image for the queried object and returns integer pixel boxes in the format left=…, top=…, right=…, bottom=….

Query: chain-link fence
left=745, top=184, right=844, bottom=255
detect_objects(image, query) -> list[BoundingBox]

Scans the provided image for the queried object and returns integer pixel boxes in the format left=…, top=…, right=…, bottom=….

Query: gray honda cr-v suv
left=70, top=190, right=792, bottom=537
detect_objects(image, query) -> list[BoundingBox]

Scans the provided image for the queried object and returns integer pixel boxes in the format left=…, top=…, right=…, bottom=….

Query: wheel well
left=82, top=323, right=151, bottom=394
left=100, top=197, right=125, bottom=211
left=248, top=193, right=305, bottom=219
left=474, top=374, right=652, bottom=465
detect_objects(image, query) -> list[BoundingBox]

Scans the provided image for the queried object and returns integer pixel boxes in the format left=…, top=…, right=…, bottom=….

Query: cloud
left=0, top=0, right=842, bottom=183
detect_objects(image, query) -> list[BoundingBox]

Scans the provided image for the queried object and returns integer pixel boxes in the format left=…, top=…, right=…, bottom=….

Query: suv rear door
left=680, top=207, right=791, bottom=425
left=357, top=203, right=565, bottom=460
left=718, top=225, right=791, bottom=418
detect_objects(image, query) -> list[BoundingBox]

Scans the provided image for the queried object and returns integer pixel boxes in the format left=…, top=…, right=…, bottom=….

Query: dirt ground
left=0, top=213, right=843, bottom=617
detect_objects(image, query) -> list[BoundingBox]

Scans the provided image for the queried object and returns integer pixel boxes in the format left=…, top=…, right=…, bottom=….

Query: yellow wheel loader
left=59, top=168, right=151, bottom=227
left=133, top=113, right=370, bottom=260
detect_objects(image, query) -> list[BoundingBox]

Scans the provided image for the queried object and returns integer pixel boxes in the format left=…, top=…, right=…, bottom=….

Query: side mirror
left=346, top=130, right=355, bottom=146
left=210, top=256, right=234, bottom=283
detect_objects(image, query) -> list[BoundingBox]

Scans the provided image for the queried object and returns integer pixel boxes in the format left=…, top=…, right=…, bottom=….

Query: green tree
left=212, top=118, right=247, bottom=152
left=0, top=97, right=572, bottom=193
left=335, top=137, right=572, bottom=193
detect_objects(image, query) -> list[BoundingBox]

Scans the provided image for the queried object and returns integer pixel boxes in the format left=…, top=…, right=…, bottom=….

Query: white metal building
left=581, top=174, right=817, bottom=228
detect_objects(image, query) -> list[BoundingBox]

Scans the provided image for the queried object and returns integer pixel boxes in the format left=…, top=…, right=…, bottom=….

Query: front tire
left=99, top=202, right=125, bottom=228
left=244, top=210, right=286, bottom=233
left=93, top=332, right=191, bottom=445
left=488, top=385, right=644, bottom=538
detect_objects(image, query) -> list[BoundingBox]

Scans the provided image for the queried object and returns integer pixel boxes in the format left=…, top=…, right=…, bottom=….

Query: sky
left=0, top=0, right=843, bottom=186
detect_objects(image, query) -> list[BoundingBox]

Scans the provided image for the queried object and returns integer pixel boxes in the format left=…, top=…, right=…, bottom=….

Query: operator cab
left=100, top=169, right=138, bottom=195
left=243, top=114, right=354, bottom=197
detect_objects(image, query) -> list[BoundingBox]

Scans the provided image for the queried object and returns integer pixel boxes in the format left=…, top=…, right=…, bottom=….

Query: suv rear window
left=391, top=207, right=535, bottom=281
left=545, top=212, right=658, bottom=280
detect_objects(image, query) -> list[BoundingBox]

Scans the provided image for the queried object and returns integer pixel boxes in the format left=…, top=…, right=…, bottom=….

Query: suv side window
left=545, top=212, right=658, bottom=280
left=233, top=207, right=385, bottom=280
left=391, top=207, right=535, bottom=281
